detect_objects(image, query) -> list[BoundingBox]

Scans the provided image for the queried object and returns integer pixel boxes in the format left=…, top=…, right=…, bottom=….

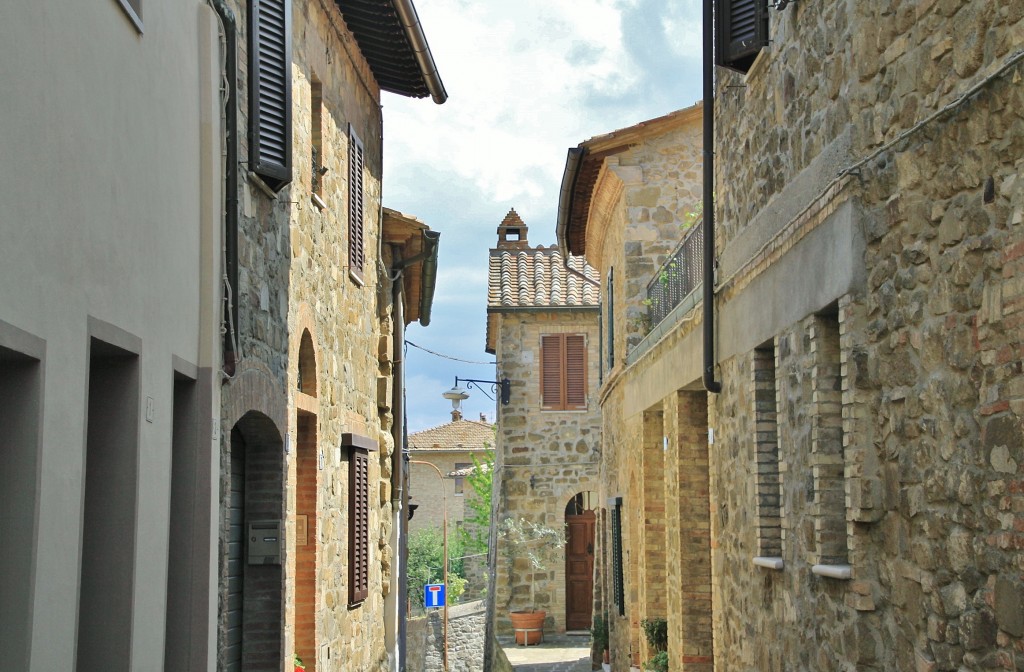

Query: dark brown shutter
left=249, top=0, right=292, bottom=190
left=610, top=497, right=624, bottom=616
left=541, top=335, right=564, bottom=409
left=565, top=334, right=587, bottom=409
left=715, top=0, right=768, bottom=74
left=348, top=125, right=365, bottom=282
left=348, top=448, right=369, bottom=604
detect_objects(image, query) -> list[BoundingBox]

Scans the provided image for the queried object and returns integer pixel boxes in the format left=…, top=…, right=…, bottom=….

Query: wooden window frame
left=347, top=124, right=365, bottom=285
left=344, top=433, right=377, bottom=606
left=540, top=333, right=587, bottom=411
left=249, top=0, right=293, bottom=192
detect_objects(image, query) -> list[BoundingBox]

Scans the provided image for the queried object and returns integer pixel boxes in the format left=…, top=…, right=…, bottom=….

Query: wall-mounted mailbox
left=247, top=520, right=281, bottom=565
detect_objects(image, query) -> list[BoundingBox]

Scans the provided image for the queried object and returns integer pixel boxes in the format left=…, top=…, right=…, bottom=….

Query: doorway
left=565, top=492, right=596, bottom=631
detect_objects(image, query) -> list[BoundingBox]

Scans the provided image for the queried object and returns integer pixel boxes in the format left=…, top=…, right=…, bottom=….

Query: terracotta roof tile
left=488, top=245, right=599, bottom=309
left=408, top=419, right=495, bottom=451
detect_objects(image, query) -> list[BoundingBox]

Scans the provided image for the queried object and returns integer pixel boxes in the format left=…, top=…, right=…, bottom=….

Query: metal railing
left=645, top=222, right=704, bottom=328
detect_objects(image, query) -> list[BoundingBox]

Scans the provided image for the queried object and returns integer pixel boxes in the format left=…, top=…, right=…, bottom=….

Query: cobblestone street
left=499, top=634, right=595, bottom=671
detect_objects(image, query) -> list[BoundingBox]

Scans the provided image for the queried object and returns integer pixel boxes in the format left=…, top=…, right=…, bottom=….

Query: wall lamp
left=443, top=376, right=511, bottom=406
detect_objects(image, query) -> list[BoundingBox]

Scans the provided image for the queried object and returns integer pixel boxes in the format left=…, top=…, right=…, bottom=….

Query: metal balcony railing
left=645, top=222, right=704, bottom=329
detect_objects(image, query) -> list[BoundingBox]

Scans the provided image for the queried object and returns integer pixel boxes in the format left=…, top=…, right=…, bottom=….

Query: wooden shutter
left=606, top=268, right=615, bottom=371
left=348, top=125, right=365, bottom=283
left=249, top=0, right=292, bottom=190
left=610, top=497, right=624, bottom=616
left=541, top=334, right=564, bottom=409
left=715, top=0, right=769, bottom=74
left=565, top=334, right=587, bottom=409
left=348, top=448, right=369, bottom=604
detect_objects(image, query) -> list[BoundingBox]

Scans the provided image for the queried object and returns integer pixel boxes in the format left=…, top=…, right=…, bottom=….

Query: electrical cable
left=404, top=340, right=496, bottom=365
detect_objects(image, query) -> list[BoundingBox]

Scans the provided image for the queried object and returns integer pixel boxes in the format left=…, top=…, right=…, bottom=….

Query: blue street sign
left=424, top=583, right=446, bottom=609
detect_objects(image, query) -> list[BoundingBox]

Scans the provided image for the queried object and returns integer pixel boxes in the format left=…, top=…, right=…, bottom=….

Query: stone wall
left=408, top=450, right=479, bottom=533
left=285, top=1, right=396, bottom=667
left=407, top=599, right=487, bottom=672
left=708, top=1, right=1024, bottom=669
left=492, top=309, right=602, bottom=635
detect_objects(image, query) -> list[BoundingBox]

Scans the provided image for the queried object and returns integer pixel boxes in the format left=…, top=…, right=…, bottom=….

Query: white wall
left=0, top=2, right=223, bottom=669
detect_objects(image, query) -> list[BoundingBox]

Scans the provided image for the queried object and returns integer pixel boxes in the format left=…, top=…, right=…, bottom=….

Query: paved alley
left=498, top=634, right=595, bottom=671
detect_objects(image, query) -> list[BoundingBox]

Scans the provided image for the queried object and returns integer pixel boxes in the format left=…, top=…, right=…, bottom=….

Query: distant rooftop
left=408, top=418, right=494, bottom=452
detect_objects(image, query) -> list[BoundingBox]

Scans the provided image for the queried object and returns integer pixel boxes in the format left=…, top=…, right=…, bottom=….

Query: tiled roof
left=408, top=419, right=495, bottom=451
left=487, top=210, right=599, bottom=309
left=447, top=462, right=491, bottom=478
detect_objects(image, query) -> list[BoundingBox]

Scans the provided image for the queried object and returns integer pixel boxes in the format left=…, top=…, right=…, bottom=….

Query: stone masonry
left=485, top=215, right=603, bottom=639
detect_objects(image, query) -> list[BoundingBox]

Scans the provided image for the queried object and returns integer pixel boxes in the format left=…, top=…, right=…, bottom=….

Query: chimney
left=479, top=413, right=487, bottom=422
left=496, top=208, right=529, bottom=249
left=451, top=409, right=463, bottom=422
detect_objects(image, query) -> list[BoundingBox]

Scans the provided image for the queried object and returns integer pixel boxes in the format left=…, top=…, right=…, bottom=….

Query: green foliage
left=644, top=651, right=669, bottom=672
left=641, top=618, right=668, bottom=653
left=406, top=527, right=466, bottom=610
left=591, top=614, right=610, bottom=651
left=499, top=516, right=566, bottom=608
left=294, top=654, right=306, bottom=670
left=459, top=450, right=494, bottom=555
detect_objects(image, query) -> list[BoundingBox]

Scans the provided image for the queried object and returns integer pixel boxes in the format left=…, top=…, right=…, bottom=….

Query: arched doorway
left=565, top=491, right=597, bottom=631
left=294, top=329, right=319, bottom=671
left=225, top=411, right=284, bottom=672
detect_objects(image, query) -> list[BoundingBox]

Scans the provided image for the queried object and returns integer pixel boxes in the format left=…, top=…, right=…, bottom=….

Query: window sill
left=752, top=556, right=784, bottom=570
left=811, top=564, right=852, bottom=580
left=349, top=269, right=365, bottom=287
left=311, top=193, right=327, bottom=211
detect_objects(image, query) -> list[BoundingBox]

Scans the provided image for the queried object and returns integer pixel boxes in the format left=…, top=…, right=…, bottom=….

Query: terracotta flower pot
left=509, top=609, right=546, bottom=645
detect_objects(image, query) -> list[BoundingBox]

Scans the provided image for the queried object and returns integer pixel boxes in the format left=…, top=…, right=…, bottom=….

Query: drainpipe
left=208, top=0, right=239, bottom=377
left=702, top=0, right=721, bottom=394
left=388, top=254, right=407, bottom=672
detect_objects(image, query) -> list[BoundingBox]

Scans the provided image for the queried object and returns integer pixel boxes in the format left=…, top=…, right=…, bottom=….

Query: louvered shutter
left=348, top=125, right=365, bottom=282
left=610, top=497, right=625, bottom=616
left=541, top=335, right=564, bottom=409
left=606, top=269, right=615, bottom=371
left=715, top=0, right=769, bottom=74
left=348, top=448, right=369, bottom=604
left=249, top=0, right=292, bottom=190
left=565, top=334, right=587, bottom=409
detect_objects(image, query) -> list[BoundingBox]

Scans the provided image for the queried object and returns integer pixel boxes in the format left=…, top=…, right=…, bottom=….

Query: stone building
left=555, top=104, right=706, bottom=670
left=484, top=210, right=603, bottom=641
left=408, top=413, right=494, bottom=534
left=215, top=3, right=446, bottom=671
left=556, top=2, right=1024, bottom=670
left=2, top=1, right=445, bottom=672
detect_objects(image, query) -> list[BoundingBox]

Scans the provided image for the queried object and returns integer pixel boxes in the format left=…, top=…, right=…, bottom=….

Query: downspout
left=388, top=260, right=407, bottom=672
left=392, top=0, right=448, bottom=104
left=209, top=0, right=239, bottom=377
left=702, top=0, right=721, bottom=394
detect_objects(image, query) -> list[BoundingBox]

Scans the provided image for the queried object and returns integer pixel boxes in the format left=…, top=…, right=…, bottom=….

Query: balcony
left=644, top=222, right=704, bottom=330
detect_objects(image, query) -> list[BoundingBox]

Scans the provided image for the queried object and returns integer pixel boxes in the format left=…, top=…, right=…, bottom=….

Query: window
left=344, top=433, right=377, bottom=606
left=348, top=124, right=365, bottom=284
left=249, top=0, right=293, bottom=192
left=752, top=343, right=782, bottom=560
left=606, top=268, right=615, bottom=372
left=714, top=0, right=768, bottom=74
left=115, top=0, right=143, bottom=32
left=609, top=497, right=624, bottom=616
left=540, top=333, right=587, bottom=411
left=310, top=81, right=325, bottom=204
left=810, top=310, right=847, bottom=568
left=454, top=462, right=471, bottom=495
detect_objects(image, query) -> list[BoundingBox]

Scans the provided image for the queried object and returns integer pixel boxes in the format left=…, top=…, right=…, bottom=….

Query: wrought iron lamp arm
left=454, top=377, right=511, bottom=405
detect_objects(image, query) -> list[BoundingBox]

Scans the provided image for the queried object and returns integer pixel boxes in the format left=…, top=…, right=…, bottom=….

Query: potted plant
left=499, top=516, right=566, bottom=645
left=592, top=614, right=611, bottom=671
left=293, top=654, right=306, bottom=672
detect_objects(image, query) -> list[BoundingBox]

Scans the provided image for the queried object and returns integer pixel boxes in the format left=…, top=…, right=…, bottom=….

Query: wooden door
left=565, top=510, right=596, bottom=630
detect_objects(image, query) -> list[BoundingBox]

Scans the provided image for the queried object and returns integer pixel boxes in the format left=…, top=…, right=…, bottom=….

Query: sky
left=381, top=0, right=705, bottom=433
